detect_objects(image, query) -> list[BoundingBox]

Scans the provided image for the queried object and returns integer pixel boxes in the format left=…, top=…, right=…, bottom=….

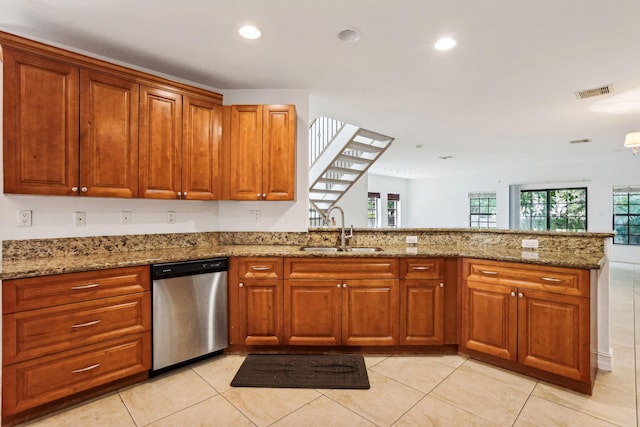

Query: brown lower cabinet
left=283, top=257, right=400, bottom=346
left=2, top=266, right=152, bottom=420
left=460, top=258, right=596, bottom=393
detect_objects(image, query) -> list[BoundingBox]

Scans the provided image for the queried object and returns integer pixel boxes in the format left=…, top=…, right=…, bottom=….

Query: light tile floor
left=19, top=262, right=640, bottom=427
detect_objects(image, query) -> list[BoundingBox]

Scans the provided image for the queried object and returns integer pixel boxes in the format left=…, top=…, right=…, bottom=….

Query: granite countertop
left=0, top=244, right=605, bottom=280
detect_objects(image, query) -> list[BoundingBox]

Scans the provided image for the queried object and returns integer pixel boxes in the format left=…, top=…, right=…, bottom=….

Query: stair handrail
left=309, top=116, right=345, bottom=167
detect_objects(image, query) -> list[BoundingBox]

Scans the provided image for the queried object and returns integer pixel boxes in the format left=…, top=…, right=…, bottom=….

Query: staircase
left=309, top=117, right=394, bottom=226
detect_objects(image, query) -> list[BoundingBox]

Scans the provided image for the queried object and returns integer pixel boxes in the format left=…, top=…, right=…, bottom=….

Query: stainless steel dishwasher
left=151, top=257, right=228, bottom=374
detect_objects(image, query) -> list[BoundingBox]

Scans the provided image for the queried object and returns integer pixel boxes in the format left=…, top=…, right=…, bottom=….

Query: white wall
left=330, top=174, right=368, bottom=228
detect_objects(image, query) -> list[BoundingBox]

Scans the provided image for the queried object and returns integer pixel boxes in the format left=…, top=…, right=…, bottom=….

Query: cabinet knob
left=337, top=284, right=341, bottom=288
left=262, top=193, right=267, bottom=198
left=178, top=192, right=182, bottom=197
left=518, top=292, right=524, bottom=298
left=81, top=187, right=87, bottom=192
left=343, top=283, right=348, bottom=288
left=72, top=187, right=78, bottom=192
left=239, top=283, right=244, bottom=288
left=256, top=194, right=261, bottom=198
left=510, top=291, right=516, bottom=297
left=439, top=282, right=444, bottom=288
left=183, top=192, right=188, bottom=197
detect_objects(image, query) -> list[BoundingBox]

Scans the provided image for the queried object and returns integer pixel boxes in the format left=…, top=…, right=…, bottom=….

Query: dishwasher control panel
left=152, top=257, right=228, bottom=280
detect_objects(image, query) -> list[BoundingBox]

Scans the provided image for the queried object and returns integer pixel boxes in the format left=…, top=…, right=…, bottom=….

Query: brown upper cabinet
left=1, top=31, right=223, bottom=199
left=139, top=87, right=222, bottom=200
left=223, top=105, right=296, bottom=201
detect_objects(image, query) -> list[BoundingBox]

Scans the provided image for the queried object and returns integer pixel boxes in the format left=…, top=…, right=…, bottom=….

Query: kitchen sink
left=344, top=247, right=383, bottom=252
left=299, top=246, right=383, bottom=253
left=300, top=246, right=341, bottom=252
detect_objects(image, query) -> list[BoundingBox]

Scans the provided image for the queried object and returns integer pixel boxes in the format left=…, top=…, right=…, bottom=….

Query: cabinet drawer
left=3, top=293, right=151, bottom=364
left=236, top=257, right=283, bottom=279
left=2, top=332, right=151, bottom=416
left=285, top=258, right=399, bottom=279
left=400, top=258, right=443, bottom=279
left=3, top=266, right=150, bottom=313
left=463, top=259, right=589, bottom=297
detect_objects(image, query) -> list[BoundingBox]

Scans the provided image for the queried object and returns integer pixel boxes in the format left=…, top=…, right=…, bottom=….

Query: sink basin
left=344, top=247, right=383, bottom=252
left=300, top=246, right=341, bottom=252
left=299, top=246, right=383, bottom=253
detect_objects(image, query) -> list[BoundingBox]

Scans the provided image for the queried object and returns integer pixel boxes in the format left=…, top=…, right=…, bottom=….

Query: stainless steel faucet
left=325, top=205, right=353, bottom=249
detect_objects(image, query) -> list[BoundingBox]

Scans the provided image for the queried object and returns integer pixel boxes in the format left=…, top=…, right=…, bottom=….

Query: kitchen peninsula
left=0, top=228, right=611, bottom=424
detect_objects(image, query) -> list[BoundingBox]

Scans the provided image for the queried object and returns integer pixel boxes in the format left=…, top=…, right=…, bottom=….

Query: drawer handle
left=479, top=270, right=498, bottom=275
left=71, top=283, right=100, bottom=290
left=71, top=320, right=101, bottom=329
left=541, top=277, right=563, bottom=282
left=251, top=266, right=271, bottom=271
left=72, top=363, right=101, bottom=374
left=413, top=266, right=431, bottom=270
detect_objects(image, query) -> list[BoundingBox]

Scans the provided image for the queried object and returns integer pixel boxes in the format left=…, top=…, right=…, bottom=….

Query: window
left=368, top=192, right=380, bottom=228
left=387, top=193, right=400, bottom=228
left=520, top=188, right=587, bottom=232
left=469, top=192, right=496, bottom=228
left=613, top=187, right=640, bottom=245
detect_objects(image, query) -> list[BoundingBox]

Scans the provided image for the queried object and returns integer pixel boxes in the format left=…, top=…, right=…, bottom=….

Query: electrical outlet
left=406, top=236, right=418, bottom=244
left=18, top=210, right=32, bottom=227
left=75, top=211, right=86, bottom=227
left=121, top=211, right=132, bottom=225
left=521, top=239, right=539, bottom=249
left=249, top=209, right=261, bottom=222
left=167, top=211, right=176, bottom=224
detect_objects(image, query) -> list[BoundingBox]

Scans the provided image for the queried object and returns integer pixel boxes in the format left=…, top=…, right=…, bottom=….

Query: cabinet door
left=342, top=279, right=399, bottom=346
left=3, top=48, right=79, bottom=195
left=80, top=69, right=139, bottom=197
left=238, top=279, right=283, bottom=345
left=461, top=280, right=517, bottom=361
left=400, top=279, right=444, bottom=345
left=229, top=105, right=263, bottom=200
left=182, top=95, right=222, bottom=200
left=518, top=289, right=590, bottom=382
left=284, top=280, right=341, bottom=346
left=262, top=105, right=295, bottom=200
left=139, top=85, right=182, bottom=199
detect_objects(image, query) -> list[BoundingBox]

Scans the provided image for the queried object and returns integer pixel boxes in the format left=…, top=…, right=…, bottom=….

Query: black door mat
left=230, top=354, right=370, bottom=389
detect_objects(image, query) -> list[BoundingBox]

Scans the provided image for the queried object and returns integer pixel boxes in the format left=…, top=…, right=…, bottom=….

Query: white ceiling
left=3, top=0, right=640, bottom=179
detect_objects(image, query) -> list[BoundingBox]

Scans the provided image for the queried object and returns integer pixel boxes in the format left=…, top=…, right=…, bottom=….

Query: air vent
left=569, top=138, right=591, bottom=144
left=574, top=85, right=613, bottom=100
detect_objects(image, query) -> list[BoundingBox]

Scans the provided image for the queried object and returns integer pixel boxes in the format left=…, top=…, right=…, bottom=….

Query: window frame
left=520, top=187, right=587, bottom=232
left=612, top=187, right=640, bottom=245
left=387, top=193, right=400, bottom=228
left=469, top=192, right=497, bottom=229
left=368, top=192, right=381, bottom=228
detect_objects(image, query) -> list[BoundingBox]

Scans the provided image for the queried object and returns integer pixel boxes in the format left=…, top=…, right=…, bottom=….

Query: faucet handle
left=346, top=224, right=354, bottom=239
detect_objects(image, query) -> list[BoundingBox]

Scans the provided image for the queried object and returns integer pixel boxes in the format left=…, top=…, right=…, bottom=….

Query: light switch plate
left=406, top=236, right=418, bottom=244
left=121, top=211, right=132, bottom=224
left=522, top=239, right=539, bottom=249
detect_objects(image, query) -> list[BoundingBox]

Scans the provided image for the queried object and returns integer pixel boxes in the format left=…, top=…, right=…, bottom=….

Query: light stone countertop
left=0, top=243, right=605, bottom=280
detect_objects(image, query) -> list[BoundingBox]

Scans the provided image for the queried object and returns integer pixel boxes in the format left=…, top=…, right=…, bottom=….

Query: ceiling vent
left=574, top=84, right=613, bottom=100
left=569, top=138, right=591, bottom=144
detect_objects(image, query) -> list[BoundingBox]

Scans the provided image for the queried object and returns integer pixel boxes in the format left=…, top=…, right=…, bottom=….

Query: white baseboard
left=597, top=349, right=613, bottom=372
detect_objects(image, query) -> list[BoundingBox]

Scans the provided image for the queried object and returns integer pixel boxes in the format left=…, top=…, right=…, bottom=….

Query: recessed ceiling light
left=338, top=29, right=360, bottom=42
left=239, top=25, right=261, bottom=40
left=434, top=37, right=456, bottom=51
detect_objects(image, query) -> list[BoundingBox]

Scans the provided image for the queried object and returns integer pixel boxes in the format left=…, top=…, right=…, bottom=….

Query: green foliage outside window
left=520, top=188, right=587, bottom=232
left=613, top=190, right=640, bottom=245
